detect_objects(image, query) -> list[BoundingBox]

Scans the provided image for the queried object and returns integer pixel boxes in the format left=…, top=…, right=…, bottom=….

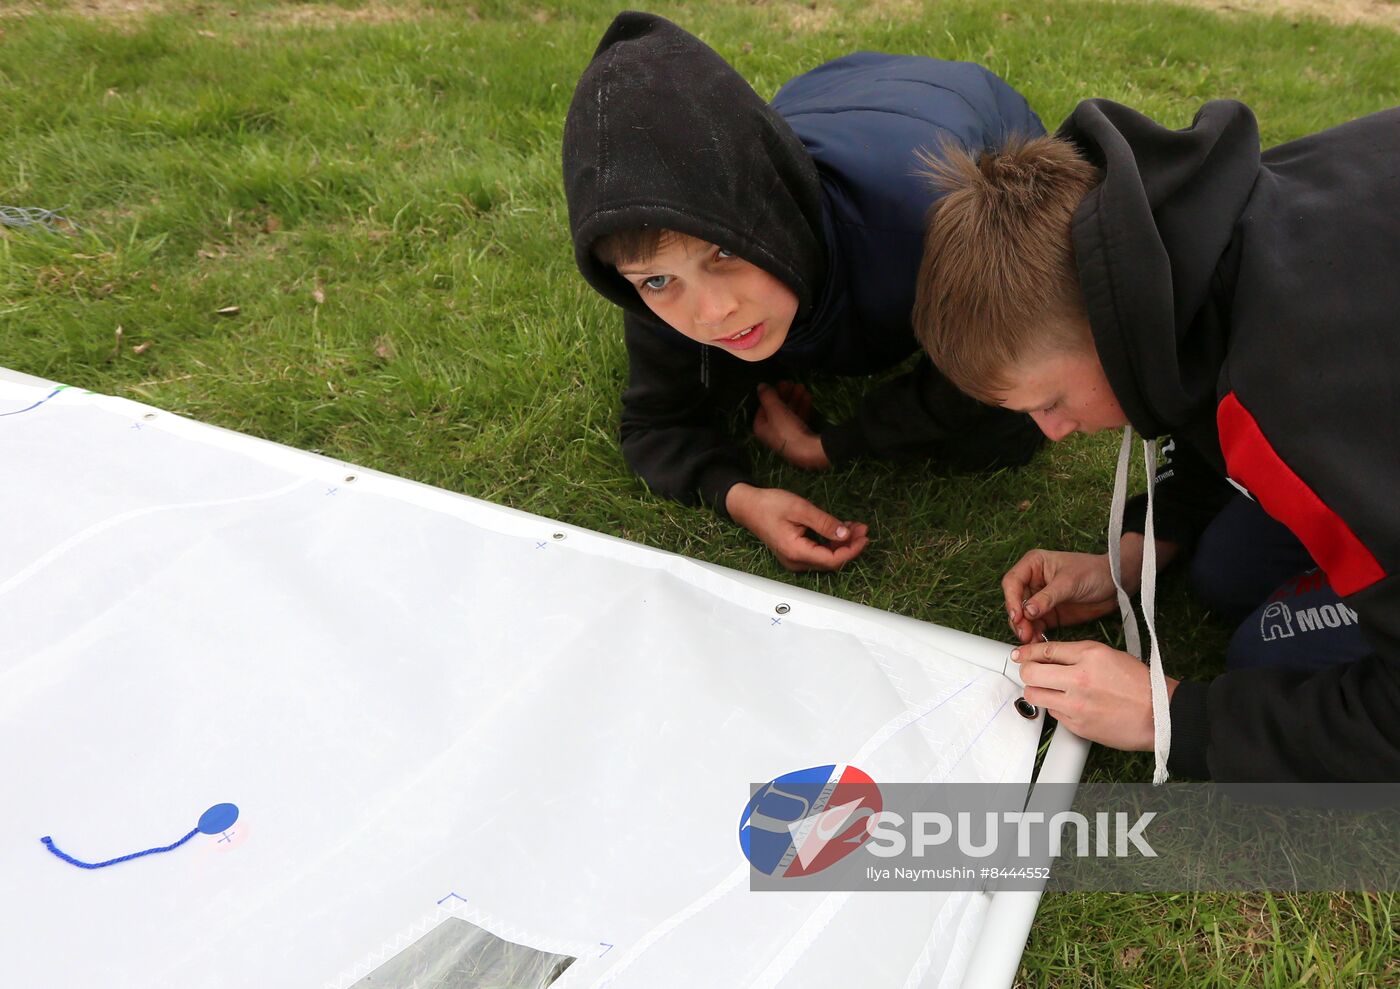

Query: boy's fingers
left=782, top=539, right=840, bottom=571
left=1022, top=686, right=1069, bottom=714
left=827, top=543, right=863, bottom=568
left=1002, top=565, right=1038, bottom=623
left=1017, top=660, right=1074, bottom=693
left=790, top=383, right=812, bottom=416
left=794, top=503, right=850, bottom=542
left=1022, top=584, right=1063, bottom=620
left=810, top=532, right=867, bottom=569
left=1010, top=616, right=1037, bottom=645
left=826, top=519, right=866, bottom=545
left=1002, top=551, right=1045, bottom=595
left=757, top=384, right=795, bottom=420
left=752, top=407, right=791, bottom=451
left=1010, top=639, right=1093, bottom=666
left=824, top=532, right=866, bottom=559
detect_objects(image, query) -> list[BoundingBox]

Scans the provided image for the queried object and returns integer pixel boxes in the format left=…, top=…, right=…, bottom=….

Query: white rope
left=1140, top=439, right=1171, bottom=783
left=1106, top=427, right=1171, bottom=784
left=1106, top=427, right=1142, bottom=658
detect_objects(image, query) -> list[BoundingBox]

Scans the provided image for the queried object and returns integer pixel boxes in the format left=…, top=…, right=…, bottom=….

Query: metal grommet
left=1014, top=698, right=1039, bottom=719
left=343, top=474, right=357, bottom=483
left=552, top=532, right=566, bottom=541
left=774, top=603, right=790, bottom=615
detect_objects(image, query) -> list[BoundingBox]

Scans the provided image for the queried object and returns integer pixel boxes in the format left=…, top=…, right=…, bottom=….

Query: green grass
left=2, top=0, right=1398, bottom=985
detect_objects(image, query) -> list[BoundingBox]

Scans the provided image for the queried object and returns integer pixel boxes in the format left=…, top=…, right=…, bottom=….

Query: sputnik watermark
left=740, top=769, right=1159, bottom=891
left=741, top=771, right=1400, bottom=892
left=863, top=810, right=1157, bottom=858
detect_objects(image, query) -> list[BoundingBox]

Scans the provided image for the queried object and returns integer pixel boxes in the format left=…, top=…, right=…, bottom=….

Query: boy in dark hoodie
left=562, top=11, right=1044, bottom=572
left=914, top=101, right=1400, bottom=782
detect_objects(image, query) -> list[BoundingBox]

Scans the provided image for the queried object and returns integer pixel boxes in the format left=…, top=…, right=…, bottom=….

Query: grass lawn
left=2, top=0, right=1397, bottom=984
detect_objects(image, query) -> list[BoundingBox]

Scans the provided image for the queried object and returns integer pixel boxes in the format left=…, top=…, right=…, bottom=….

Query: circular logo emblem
left=739, top=764, right=882, bottom=877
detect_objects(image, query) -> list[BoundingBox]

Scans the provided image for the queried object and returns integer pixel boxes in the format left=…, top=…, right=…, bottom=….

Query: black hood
left=1062, top=99, right=1263, bottom=437
left=561, top=11, right=826, bottom=322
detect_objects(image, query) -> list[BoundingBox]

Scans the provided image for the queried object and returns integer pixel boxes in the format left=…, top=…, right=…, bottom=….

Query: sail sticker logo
left=739, top=765, right=882, bottom=877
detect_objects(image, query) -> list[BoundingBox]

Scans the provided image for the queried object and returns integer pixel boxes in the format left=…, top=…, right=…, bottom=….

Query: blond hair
left=913, top=134, right=1102, bottom=400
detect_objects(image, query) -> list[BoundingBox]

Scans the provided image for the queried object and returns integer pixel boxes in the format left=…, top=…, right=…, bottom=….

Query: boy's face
left=994, top=345, right=1127, bottom=441
left=615, top=232, right=797, bottom=362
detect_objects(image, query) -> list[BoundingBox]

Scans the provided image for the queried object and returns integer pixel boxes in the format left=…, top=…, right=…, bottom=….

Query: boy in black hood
left=562, top=11, right=1044, bottom=571
left=915, top=101, right=1400, bottom=782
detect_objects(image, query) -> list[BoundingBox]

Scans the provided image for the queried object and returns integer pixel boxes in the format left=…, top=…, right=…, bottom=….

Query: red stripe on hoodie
left=1217, top=392, right=1385, bottom=596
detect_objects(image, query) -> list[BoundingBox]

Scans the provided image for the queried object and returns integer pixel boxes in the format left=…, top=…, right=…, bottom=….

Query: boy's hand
left=1011, top=639, right=1178, bottom=752
left=1003, top=535, right=1178, bottom=643
left=1003, top=549, right=1122, bottom=643
left=726, top=483, right=868, bottom=572
left=753, top=382, right=830, bottom=470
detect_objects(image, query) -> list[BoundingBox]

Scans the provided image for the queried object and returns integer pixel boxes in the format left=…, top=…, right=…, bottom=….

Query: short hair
left=913, top=134, right=1102, bottom=401
left=592, top=226, right=669, bottom=267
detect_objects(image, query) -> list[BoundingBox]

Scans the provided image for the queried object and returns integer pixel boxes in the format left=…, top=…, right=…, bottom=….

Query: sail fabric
left=0, top=374, right=1040, bottom=988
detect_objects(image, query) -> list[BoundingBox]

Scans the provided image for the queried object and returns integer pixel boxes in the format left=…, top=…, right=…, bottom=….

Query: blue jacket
left=774, top=53, right=1045, bottom=378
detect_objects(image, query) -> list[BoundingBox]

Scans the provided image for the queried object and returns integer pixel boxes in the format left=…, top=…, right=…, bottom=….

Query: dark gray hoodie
left=1063, top=98, right=1400, bottom=781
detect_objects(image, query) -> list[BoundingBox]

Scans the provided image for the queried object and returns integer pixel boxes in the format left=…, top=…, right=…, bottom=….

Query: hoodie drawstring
left=1106, top=426, right=1171, bottom=784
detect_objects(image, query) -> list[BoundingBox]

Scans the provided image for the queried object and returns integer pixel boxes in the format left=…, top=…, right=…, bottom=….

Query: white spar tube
left=957, top=723, right=1092, bottom=989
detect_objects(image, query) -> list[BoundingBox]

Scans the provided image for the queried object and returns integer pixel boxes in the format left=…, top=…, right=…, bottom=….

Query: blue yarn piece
left=0, top=386, right=65, bottom=418
left=41, top=827, right=200, bottom=870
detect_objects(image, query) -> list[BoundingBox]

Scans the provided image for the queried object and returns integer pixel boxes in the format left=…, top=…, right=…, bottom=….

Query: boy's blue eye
left=716, top=248, right=735, bottom=259
left=641, top=275, right=670, bottom=292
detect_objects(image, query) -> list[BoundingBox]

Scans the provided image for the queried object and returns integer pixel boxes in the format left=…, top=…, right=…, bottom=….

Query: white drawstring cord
left=1106, top=426, right=1171, bottom=784
left=1140, top=438, right=1171, bottom=784
left=1107, top=428, right=1143, bottom=658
